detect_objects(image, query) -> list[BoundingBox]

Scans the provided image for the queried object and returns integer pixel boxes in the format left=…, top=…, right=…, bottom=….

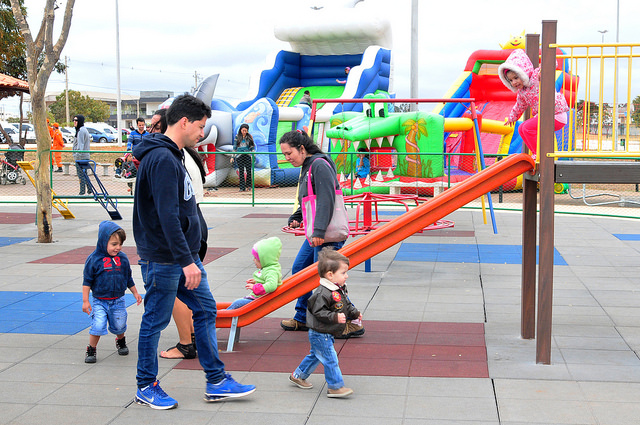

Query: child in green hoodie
left=226, top=237, right=283, bottom=310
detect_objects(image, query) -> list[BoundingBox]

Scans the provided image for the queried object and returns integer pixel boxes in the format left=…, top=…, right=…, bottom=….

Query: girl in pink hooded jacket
left=498, top=49, right=569, bottom=156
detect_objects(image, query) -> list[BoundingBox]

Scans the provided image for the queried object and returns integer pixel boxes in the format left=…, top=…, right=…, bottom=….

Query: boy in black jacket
left=288, top=248, right=363, bottom=398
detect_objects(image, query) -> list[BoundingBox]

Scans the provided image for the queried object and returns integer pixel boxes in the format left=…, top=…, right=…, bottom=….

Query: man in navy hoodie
left=132, top=94, right=255, bottom=410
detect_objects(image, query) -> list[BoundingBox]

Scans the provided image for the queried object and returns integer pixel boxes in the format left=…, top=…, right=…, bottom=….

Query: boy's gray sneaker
left=116, top=336, right=129, bottom=355
left=85, top=345, right=96, bottom=363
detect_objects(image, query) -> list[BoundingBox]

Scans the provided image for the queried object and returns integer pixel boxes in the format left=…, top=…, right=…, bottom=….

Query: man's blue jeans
left=295, top=329, right=344, bottom=389
left=292, top=239, right=345, bottom=323
left=136, top=258, right=225, bottom=388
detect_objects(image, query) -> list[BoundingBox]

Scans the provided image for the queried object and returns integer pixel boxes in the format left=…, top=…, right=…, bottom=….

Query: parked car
left=0, top=126, right=20, bottom=144
left=58, top=127, right=74, bottom=144
left=10, top=123, right=36, bottom=143
left=85, top=127, right=115, bottom=143
left=86, top=123, right=119, bottom=143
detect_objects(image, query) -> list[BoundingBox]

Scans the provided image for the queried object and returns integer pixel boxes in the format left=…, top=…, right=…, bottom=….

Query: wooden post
left=536, top=20, right=557, bottom=365
left=521, top=34, right=540, bottom=340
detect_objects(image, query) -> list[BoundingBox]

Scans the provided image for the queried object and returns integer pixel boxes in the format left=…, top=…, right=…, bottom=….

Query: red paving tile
left=0, top=212, right=62, bottom=225
left=29, top=246, right=236, bottom=264
left=415, top=333, right=486, bottom=347
left=175, top=317, right=488, bottom=378
left=419, top=322, right=484, bottom=334
left=339, top=343, right=414, bottom=360
left=412, top=345, right=487, bottom=361
left=408, top=359, right=489, bottom=378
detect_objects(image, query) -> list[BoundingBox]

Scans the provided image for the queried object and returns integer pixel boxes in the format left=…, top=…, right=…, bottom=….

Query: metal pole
left=613, top=0, right=620, bottom=148
left=410, top=0, right=418, bottom=111
left=115, top=0, right=123, bottom=147
left=64, top=55, right=70, bottom=124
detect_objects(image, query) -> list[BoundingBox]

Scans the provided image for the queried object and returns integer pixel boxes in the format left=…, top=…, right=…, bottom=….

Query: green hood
left=253, top=237, right=282, bottom=267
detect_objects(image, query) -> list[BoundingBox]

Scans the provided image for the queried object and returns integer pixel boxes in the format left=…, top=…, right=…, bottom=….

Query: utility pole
left=193, top=71, right=201, bottom=93
left=64, top=56, right=70, bottom=124
left=410, top=0, right=418, bottom=111
left=115, top=0, right=123, bottom=147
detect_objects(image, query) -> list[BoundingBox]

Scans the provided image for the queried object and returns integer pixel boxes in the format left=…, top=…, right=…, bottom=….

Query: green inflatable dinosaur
left=326, top=93, right=445, bottom=180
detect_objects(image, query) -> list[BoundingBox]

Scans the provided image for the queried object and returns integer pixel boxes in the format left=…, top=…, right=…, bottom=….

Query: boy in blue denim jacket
left=82, top=221, right=142, bottom=363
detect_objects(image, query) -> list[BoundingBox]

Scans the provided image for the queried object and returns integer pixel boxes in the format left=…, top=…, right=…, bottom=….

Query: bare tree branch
left=52, top=0, right=75, bottom=57
left=9, top=0, right=76, bottom=243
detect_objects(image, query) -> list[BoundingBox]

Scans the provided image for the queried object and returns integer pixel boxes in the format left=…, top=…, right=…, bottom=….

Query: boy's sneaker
left=327, top=387, right=353, bottom=398
left=336, top=321, right=365, bottom=339
left=135, top=380, right=178, bottom=410
left=204, top=373, right=256, bottom=402
left=289, top=373, right=313, bottom=389
left=85, top=345, right=96, bottom=363
left=116, top=336, right=129, bottom=355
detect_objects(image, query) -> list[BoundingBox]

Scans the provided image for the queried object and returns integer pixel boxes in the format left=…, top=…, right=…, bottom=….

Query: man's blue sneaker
left=204, top=373, right=256, bottom=402
left=135, top=380, right=178, bottom=410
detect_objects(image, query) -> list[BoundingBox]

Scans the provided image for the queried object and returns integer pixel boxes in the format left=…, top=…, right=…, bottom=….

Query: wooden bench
left=370, top=180, right=458, bottom=196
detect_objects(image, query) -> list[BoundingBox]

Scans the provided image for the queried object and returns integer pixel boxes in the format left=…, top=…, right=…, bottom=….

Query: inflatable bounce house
left=185, top=0, right=395, bottom=188
left=324, top=33, right=579, bottom=194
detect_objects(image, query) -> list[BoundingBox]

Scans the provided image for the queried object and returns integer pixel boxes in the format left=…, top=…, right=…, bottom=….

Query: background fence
left=2, top=146, right=640, bottom=219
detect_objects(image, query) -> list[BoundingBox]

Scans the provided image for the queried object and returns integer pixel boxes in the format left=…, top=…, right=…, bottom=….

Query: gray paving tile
left=0, top=404, right=35, bottom=425
left=560, top=348, right=640, bottom=366
left=404, top=395, right=499, bottom=421
left=2, top=205, right=640, bottom=424
left=497, top=398, right=595, bottom=424
left=6, top=405, right=122, bottom=425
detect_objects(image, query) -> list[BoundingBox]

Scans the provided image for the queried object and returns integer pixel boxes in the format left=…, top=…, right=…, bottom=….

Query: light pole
left=597, top=29, right=608, bottom=43
left=115, top=0, right=123, bottom=147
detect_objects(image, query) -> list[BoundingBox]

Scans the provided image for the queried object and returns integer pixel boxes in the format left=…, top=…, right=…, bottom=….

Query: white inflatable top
left=274, top=1, right=392, bottom=55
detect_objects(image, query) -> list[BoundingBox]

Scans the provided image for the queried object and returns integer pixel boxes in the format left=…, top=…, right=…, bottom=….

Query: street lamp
left=598, top=29, right=608, bottom=43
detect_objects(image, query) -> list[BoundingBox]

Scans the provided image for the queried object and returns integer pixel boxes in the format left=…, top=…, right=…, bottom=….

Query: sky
left=2, top=0, right=639, bottom=117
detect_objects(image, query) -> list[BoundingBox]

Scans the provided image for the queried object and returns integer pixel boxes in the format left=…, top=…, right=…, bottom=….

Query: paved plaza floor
left=1, top=203, right=640, bottom=424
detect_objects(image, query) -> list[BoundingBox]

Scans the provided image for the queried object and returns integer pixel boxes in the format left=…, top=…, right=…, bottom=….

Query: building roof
left=0, top=73, right=29, bottom=99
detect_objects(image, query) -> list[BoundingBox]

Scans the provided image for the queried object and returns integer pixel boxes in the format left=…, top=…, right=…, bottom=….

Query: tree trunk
left=10, top=0, right=76, bottom=243
left=31, top=91, right=53, bottom=242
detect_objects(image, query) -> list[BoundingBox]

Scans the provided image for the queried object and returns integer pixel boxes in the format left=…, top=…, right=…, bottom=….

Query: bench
left=62, top=162, right=110, bottom=176
left=370, top=180, right=458, bottom=196
left=61, top=162, right=73, bottom=175
left=97, top=163, right=111, bottom=176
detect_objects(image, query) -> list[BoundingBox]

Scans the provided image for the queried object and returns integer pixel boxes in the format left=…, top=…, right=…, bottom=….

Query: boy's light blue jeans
left=136, top=258, right=225, bottom=388
left=294, top=329, right=344, bottom=390
left=89, top=296, right=127, bottom=336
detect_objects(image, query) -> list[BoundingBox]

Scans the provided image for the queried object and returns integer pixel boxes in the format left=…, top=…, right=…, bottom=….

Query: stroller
left=0, top=143, right=26, bottom=185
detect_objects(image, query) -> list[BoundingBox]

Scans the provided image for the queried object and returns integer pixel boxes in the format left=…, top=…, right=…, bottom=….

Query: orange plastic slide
left=216, top=153, right=535, bottom=330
